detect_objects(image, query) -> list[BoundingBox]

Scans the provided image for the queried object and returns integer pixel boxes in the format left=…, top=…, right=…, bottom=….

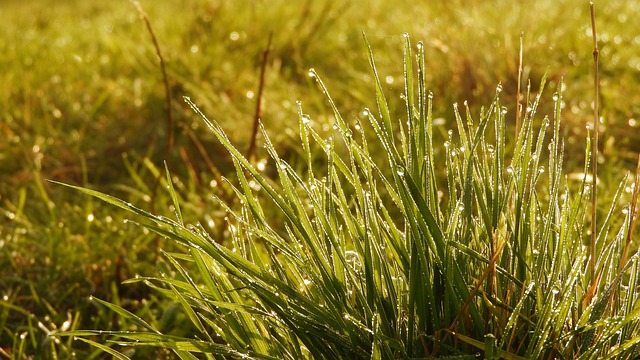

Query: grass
left=2, top=0, right=640, bottom=358
left=61, top=33, right=640, bottom=358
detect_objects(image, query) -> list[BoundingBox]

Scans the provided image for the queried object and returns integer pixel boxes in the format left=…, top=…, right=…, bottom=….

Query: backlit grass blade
left=73, top=337, right=132, bottom=360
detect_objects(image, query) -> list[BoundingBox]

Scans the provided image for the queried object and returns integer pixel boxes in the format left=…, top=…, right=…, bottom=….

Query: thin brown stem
left=610, top=154, right=640, bottom=315
left=620, top=154, right=640, bottom=272
left=247, top=33, right=273, bottom=163
left=446, top=231, right=506, bottom=335
left=178, top=122, right=218, bottom=177
left=131, top=1, right=174, bottom=162
left=589, top=1, right=599, bottom=286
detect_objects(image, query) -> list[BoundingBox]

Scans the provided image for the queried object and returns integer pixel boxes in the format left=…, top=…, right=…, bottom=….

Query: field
left=2, top=0, right=640, bottom=358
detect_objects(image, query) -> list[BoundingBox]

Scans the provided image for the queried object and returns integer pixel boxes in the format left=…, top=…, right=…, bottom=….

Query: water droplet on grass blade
left=308, top=68, right=316, bottom=78
left=257, top=159, right=267, bottom=171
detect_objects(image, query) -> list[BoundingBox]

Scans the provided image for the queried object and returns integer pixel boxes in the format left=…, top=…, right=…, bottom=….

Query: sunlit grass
left=58, top=34, right=640, bottom=358
left=3, top=0, right=640, bottom=358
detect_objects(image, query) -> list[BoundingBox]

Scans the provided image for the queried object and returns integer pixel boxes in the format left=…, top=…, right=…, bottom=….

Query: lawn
left=2, top=0, right=640, bottom=358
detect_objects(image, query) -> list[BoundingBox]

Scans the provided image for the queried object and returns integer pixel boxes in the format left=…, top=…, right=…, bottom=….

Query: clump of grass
left=59, top=33, right=640, bottom=359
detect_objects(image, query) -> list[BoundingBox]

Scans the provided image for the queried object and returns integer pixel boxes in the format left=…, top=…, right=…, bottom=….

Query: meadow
left=2, top=0, right=640, bottom=358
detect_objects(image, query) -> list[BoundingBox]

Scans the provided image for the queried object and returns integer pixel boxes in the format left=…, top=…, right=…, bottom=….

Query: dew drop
left=496, top=83, right=503, bottom=93
left=308, top=68, right=316, bottom=78
left=396, top=166, right=405, bottom=176
left=256, top=159, right=267, bottom=172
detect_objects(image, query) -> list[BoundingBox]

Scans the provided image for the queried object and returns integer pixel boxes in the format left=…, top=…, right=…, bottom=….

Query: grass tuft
left=58, top=33, right=640, bottom=358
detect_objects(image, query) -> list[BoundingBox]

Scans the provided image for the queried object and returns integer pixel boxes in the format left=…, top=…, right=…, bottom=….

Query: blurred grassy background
left=2, top=0, right=640, bottom=358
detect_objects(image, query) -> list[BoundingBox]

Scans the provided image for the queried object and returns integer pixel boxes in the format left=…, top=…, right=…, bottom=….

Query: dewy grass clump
left=60, top=35, right=640, bottom=359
